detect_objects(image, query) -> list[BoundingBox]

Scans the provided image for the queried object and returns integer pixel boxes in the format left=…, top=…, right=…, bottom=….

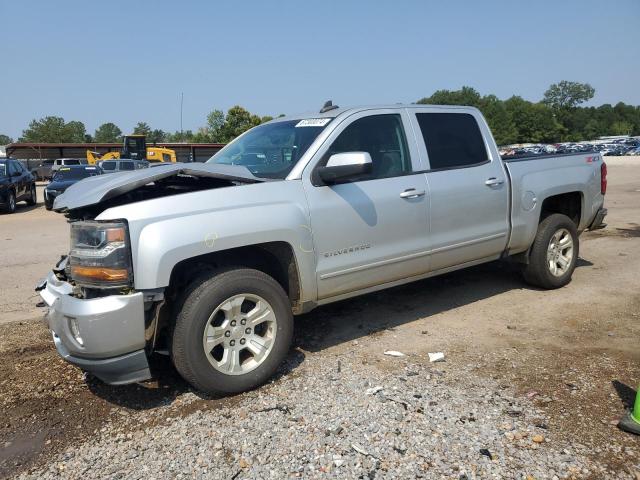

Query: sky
left=1, top=0, right=639, bottom=140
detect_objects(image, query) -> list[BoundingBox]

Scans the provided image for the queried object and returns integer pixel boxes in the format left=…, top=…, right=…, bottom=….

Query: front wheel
left=171, top=268, right=294, bottom=396
left=2, top=190, right=16, bottom=214
left=522, top=213, right=579, bottom=289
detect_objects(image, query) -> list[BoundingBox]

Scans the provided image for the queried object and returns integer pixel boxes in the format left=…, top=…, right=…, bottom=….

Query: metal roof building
left=5, top=142, right=225, bottom=163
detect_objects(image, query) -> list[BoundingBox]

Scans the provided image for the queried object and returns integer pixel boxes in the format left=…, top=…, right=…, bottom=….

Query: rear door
left=302, top=109, right=431, bottom=299
left=8, top=161, right=25, bottom=198
left=409, top=109, right=509, bottom=271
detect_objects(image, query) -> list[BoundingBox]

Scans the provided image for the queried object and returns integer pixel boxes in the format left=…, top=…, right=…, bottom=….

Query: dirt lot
left=0, top=158, right=639, bottom=478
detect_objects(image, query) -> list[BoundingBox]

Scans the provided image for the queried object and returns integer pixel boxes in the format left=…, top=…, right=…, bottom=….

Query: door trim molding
left=319, top=232, right=506, bottom=280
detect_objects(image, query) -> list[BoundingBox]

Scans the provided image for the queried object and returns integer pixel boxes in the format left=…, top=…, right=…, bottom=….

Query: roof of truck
left=271, top=103, right=479, bottom=123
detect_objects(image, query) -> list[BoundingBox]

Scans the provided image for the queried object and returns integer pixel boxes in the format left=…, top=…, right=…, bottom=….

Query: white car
left=51, top=158, right=88, bottom=175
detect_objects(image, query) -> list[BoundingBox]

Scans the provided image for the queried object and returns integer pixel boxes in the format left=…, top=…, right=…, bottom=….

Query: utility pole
left=180, top=92, right=184, bottom=140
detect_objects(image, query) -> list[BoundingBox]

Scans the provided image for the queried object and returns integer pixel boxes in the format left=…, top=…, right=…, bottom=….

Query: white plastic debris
left=365, top=386, right=383, bottom=395
left=428, top=352, right=445, bottom=362
left=383, top=350, right=406, bottom=357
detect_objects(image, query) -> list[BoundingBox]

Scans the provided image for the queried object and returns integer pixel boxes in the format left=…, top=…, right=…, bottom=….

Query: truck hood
left=53, top=163, right=265, bottom=212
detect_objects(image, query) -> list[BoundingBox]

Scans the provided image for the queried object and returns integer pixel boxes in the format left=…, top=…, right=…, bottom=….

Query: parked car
left=98, top=159, right=149, bottom=173
left=38, top=103, right=607, bottom=395
left=44, top=165, right=103, bottom=210
left=32, top=159, right=56, bottom=181
left=51, top=158, right=89, bottom=177
left=0, top=158, right=37, bottom=213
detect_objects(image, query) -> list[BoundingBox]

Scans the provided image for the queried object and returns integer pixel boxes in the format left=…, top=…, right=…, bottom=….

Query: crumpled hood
left=53, top=163, right=264, bottom=212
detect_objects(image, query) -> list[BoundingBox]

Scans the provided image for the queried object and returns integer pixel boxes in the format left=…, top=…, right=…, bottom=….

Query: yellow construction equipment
left=87, top=135, right=177, bottom=165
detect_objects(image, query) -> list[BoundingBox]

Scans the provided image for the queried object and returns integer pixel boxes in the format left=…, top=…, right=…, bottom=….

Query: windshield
left=52, top=168, right=100, bottom=181
left=206, top=119, right=331, bottom=179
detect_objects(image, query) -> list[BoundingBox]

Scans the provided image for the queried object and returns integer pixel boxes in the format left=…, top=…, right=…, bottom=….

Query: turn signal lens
left=105, top=227, right=126, bottom=243
left=71, top=266, right=130, bottom=282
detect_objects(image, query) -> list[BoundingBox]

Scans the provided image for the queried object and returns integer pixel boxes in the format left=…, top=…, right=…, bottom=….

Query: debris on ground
left=428, top=352, right=445, bottom=362
left=383, top=350, right=406, bottom=357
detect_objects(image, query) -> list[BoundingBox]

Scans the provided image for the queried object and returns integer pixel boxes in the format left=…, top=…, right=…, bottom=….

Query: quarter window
left=416, top=113, right=488, bottom=170
left=322, top=114, right=411, bottom=181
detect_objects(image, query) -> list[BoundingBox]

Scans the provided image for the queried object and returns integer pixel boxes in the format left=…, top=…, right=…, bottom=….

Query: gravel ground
left=16, top=354, right=603, bottom=480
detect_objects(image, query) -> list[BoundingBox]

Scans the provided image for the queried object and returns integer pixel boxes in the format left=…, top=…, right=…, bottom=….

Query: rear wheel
left=522, top=213, right=579, bottom=289
left=171, top=268, right=293, bottom=395
left=26, top=184, right=37, bottom=206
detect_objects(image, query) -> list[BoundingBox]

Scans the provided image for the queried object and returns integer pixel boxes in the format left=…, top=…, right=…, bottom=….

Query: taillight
left=600, top=162, right=607, bottom=195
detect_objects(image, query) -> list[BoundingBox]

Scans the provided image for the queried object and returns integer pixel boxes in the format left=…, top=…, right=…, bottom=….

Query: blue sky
left=1, top=0, right=638, bottom=139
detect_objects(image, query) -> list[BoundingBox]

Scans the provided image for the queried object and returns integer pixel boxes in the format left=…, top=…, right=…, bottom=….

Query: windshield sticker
left=295, top=118, right=332, bottom=128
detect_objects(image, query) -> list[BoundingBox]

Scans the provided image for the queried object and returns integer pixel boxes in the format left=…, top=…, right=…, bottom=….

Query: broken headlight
left=68, top=221, right=132, bottom=288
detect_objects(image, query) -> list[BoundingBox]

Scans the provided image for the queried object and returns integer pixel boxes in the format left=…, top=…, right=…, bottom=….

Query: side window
left=66, top=159, right=80, bottom=165
left=416, top=113, right=488, bottom=170
left=321, top=114, right=411, bottom=181
left=162, top=153, right=171, bottom=162
left=9, top=161, right=20, bottom=176
left=120, top=161, right=134, bottom=171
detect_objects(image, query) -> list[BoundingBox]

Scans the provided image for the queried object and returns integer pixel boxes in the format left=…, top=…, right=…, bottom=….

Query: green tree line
left=417, top=81, right=640, bottom=145
left=2, top=82, right=639, bottom=147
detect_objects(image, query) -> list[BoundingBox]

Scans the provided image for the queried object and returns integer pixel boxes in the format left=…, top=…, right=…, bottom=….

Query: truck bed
left=502, top=151, right=604, bottom=255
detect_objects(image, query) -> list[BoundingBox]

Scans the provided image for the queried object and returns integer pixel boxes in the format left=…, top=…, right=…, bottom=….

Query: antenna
left=320, top=100, right=339, bottom=113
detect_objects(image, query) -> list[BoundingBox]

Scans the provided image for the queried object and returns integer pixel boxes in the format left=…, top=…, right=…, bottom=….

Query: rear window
left=119, top=161, right=134, bottom=170
left=416, top=113, right=488, bottom=170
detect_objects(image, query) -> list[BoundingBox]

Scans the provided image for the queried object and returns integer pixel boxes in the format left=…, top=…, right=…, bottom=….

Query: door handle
left=400, top=188, right=426, bottom=199
left=485, top=177, right=505, bottom=187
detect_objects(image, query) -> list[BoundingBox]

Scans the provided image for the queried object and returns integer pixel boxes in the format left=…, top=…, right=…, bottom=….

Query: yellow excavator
left=87, top=135, right=177, bottom=165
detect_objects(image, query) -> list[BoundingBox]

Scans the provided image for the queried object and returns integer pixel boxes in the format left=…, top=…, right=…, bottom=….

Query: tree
left=20, top=116, right=88, bottom=143
left=219, top=106, right=262, bottom=142
left=133, top=122, right=151, bottom=136
left=206, top=109, right=225, bottom=142
left=417, top=86, right=483, bottom=108
left=542, top=81, right=595, bottom=110
left=0, top=134, right=13, bottom=145
left=65, top=121, right=87, bottom=143
left=148, top=129, right=167, bottom=143
left=504, top=96, right=564, bottom=143
left=610, top=121, right=633, bottom=136
left=94, top=123, right=122, bottom=142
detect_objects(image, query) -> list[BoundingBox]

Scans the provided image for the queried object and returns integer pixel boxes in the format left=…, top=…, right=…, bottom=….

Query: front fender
left=97, top=181, right=317, bottom=302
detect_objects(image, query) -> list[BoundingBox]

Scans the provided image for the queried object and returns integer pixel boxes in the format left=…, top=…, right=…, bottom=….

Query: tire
left=522, top=213, right=579, bottom=289
left=171, top=268, right=294, bottom=396
left=26, top=184, right=37, bottom=206
left=2, top=190, right=16, bottom=214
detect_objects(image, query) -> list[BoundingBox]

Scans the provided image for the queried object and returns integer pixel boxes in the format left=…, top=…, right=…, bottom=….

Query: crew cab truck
left=37, top=104, right=607, bottom=395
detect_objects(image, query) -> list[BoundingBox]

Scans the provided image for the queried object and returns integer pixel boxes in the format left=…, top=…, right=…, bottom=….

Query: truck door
left=410, top=109, right=509, bottom=271
left=302, top=110, right=431, bottom=299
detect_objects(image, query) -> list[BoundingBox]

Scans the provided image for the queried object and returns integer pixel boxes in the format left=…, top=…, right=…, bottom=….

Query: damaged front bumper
left=37, top=269, right=152, bottom=385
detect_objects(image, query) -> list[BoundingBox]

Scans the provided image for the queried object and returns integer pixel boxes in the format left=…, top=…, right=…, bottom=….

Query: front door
left=303, top=111, right=431, bottom=299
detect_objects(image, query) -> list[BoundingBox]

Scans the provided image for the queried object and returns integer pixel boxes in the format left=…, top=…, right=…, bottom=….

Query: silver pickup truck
left=37, top=103, right=607, bottom=395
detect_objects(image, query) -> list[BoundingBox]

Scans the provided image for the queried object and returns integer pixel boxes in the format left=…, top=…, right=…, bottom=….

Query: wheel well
left=540, top=192, right=582, bottom=226
left=167, top=242, right=301, bottom=307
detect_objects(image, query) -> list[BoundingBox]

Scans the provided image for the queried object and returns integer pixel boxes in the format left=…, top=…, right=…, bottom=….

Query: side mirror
left=316, top=152, right=372, bottom=185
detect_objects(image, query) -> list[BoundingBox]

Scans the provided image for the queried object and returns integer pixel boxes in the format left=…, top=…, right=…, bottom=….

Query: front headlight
left=69, top=221, right=132, bottom=288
